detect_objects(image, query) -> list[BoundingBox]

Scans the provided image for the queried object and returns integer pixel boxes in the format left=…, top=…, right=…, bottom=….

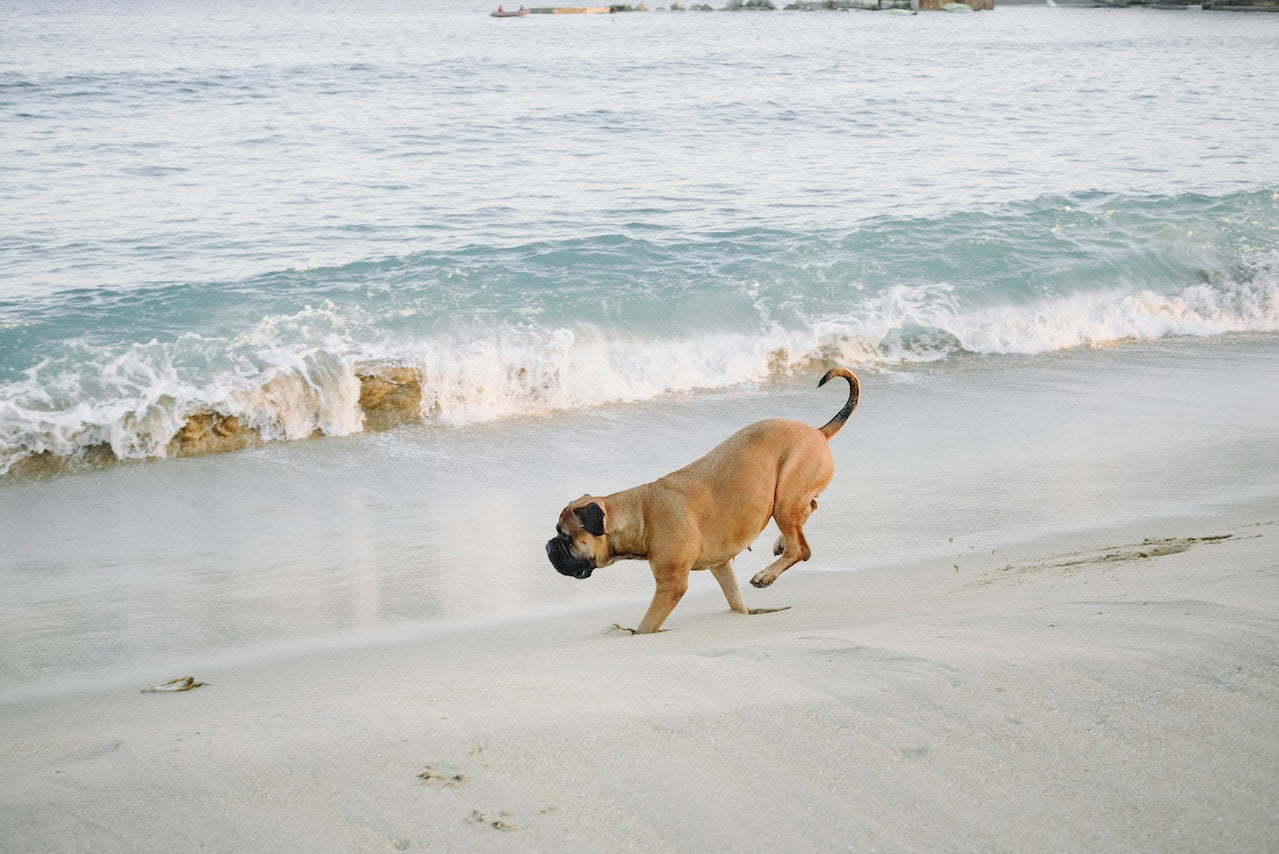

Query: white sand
left=2, top=498, right=1276, bottom=852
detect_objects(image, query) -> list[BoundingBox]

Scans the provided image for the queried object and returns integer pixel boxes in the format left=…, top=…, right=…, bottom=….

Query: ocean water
left=2, top=0, right=1278, bottom=699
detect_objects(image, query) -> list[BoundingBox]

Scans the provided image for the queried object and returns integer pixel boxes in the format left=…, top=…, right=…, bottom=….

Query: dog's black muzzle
left=546, top=535, right=595, bottom=579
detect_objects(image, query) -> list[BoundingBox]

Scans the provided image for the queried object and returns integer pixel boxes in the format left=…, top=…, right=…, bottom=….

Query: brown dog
left=546, top=368, right=859, bottom=633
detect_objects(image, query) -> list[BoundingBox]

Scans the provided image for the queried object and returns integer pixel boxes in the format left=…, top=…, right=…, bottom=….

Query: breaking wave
left=3, top=189, right=1277, bottom=476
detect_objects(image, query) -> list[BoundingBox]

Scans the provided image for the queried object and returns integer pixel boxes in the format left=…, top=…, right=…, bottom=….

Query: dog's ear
left=574, top=502, right=605, bottom=537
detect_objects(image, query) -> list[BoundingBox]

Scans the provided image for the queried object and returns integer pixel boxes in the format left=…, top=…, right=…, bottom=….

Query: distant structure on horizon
left=509, top=0, right=1276, bottom=10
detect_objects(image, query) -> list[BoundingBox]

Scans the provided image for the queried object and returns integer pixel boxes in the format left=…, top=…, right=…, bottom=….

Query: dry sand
left=2, top=500, right=1277, bottom=852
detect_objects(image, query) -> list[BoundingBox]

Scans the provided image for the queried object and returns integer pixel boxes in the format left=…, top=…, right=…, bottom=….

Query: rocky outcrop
left=5, top=362, right=436, bottom=479
left=170, top=364, right=428, bottom=456
left=356, top=364, right=425, bottom=431
left=168, top=413, right=260, bottom=458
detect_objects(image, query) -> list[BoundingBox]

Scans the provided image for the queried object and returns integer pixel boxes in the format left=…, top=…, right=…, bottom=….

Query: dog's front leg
left=634, top=565, right=690, bottom=634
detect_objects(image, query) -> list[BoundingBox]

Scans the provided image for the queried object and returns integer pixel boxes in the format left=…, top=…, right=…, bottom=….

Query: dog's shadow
left=604, top=606, right=791, bottom=636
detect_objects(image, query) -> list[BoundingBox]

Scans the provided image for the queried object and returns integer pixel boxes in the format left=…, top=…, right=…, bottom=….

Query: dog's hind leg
left=750, top=536, right=804, bottom=589
left=773, top=498, right=819, bottom=555
left=751, top=497, right=817, bottom=589
left=708, top=561, right=749, bottom=615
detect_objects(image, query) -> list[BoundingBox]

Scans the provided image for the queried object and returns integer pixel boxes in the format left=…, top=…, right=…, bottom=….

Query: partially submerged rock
left=169, top=413, right=260, bottom=457
left=4, top=361, right=432, bottom=479
left=356, top=364, right=424, bottom=431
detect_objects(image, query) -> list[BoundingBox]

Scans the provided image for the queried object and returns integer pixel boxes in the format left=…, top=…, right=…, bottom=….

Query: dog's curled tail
left=817, top=368, right=860, bottom=440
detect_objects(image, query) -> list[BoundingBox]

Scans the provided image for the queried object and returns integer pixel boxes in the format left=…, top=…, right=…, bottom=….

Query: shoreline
left=4, top=332, right=1278, bottom=701
left=3, top=498, right=1275, bottom=851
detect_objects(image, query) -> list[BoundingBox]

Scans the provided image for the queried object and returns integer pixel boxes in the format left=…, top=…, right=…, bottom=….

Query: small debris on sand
left=140, top=676, right=207, bottom=693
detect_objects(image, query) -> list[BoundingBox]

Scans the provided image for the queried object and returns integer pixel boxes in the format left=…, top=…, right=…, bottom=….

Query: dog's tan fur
left=548, top=368, right=859, bottom=634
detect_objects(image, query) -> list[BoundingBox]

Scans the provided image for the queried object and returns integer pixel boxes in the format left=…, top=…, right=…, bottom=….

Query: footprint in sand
left=416, top=764, right=467, bottom=787
left=467, top=809, right=517, bottom=832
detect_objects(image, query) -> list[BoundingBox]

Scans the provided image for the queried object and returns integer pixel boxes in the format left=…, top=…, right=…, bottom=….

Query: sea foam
left=3, top=256, right=1276, bottom=477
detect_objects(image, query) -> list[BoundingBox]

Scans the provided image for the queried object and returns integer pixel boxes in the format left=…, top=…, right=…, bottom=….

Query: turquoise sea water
left=2, top=1, right=1278, bottom=697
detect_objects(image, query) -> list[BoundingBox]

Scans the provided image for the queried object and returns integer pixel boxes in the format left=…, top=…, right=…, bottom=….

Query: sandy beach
left=2, top=493, right=1276, bottom=852
left=5, top=3, right=1279, bottom=850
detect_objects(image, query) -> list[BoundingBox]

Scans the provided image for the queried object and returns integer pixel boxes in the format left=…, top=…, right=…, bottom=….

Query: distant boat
left=490, top=5, right=529, bottom=15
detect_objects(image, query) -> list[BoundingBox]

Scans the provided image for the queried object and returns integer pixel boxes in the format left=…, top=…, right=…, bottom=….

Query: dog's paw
left=749, top=573, right=775, bottom=589
left=772, top=535, right=785, bottom=556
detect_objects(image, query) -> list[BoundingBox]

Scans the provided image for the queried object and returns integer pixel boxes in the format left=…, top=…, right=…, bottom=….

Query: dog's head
left=546, top=495, right=609, bottom=580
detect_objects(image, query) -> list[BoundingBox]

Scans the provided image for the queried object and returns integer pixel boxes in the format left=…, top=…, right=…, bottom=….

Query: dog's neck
left=602, top=487, right=649, bottom=561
